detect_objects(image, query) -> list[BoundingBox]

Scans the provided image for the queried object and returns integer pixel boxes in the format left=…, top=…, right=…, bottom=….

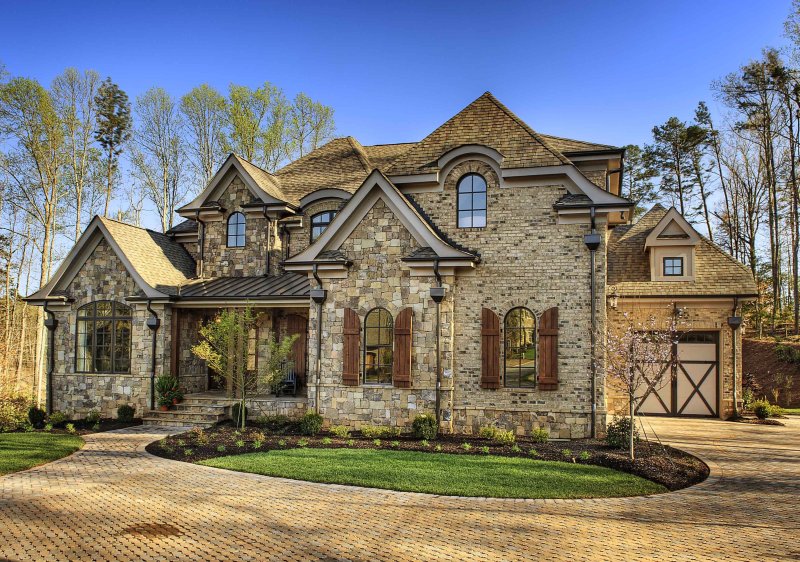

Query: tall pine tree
left=94, top=78, right=131, bottom=216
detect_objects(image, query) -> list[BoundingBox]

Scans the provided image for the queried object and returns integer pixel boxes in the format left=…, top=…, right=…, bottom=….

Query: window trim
left=503, top=306, right=537, bottom=388
left=310, top=210, right=337, bottom=243
left=456, top=173, right=487, bottom=229
left=362, top=307, right=393, bottom=385
left=663, top=256, right=684, bottom=277
left=75, top=300, right=132, bottom=374
left=226, top=212, right=246, bottom=248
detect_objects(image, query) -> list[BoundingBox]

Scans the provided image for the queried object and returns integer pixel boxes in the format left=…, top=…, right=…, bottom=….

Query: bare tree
left=181, top=84, right=227, bottom=184
left=288, top=92, right=335, bottom=159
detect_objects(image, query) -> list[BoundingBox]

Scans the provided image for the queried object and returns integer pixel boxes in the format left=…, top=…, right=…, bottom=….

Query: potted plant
left=157, top=396, right=172, bottom=411
left=155, top=374, right=179, bottom=411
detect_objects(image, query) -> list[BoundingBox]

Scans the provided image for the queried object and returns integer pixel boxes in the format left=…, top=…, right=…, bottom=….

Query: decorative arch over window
left=456, top=173, right=487, bottom=228
left=504, top=307, right=536, bottom=387
left=363, top=307, right=393, bottom=384
left=76, top=300, right=132, bottom=373
left=227, top=212, right=246, bottom=247
left=310, top=210, right=337, bottom=242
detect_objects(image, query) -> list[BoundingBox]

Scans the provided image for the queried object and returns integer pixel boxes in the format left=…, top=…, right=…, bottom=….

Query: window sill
left=361, top=383, right=393, bottom=388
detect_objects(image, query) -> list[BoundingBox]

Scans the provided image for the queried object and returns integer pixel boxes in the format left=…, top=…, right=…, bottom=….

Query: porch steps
left=143, top=397, right=230, bottom=428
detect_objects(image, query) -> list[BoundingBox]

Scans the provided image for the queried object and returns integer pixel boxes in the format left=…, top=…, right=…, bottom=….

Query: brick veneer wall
left=50, top=239, right=172, bottom=419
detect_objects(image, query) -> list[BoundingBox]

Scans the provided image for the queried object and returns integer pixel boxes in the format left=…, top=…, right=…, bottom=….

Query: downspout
left=310, top=265, right=327, bottom=415
left=264, top=209, right=272, bottom=276
left=430, top=259, right=446, bottom=432
left=195, top=211, right=206, bottom=278
left=728, top=299, right=742, bottom=419
left=282, top=224, right=290, bottom=261
left=584, top=207, right=602, bottom=438
left=146, top=300, right=161, bottom=411
left=43, top=301, right=58, bottom=415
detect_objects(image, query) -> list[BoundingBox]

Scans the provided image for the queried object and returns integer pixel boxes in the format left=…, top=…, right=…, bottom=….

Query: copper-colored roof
left=386, top=92, right=570, bottom=176
left=608, top=205, right=758, bottom=297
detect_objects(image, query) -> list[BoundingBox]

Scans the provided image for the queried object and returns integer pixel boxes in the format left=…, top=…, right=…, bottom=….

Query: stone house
left=27, top=92, right=757, bottom=437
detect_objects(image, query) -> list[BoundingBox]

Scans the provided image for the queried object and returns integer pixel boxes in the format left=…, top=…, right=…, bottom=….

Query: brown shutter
left=287, top=314, right=307, bottom=386
left=537, top=307, right=559, bottom=390
left=393, top=308, right=413, bottom=388
left=481, top=308, right=501, bottom=389
left=342, top=308, right=360, bottom=386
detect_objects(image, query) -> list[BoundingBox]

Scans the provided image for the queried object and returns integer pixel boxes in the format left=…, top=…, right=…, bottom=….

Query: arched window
left=457, top=173, right=487, bottom=228
left=227, top=212, right=246, bottom=247
left=76, top=300, right=132, bottom=373
left=363, top=308, right=393, bottom=384
left=504, top=307, right=536, bottom=387
left=310, top=210, right=337, bottom=242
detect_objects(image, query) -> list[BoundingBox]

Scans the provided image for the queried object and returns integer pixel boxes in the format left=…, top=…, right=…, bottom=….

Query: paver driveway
left=1, top=417, right=798, bottom=562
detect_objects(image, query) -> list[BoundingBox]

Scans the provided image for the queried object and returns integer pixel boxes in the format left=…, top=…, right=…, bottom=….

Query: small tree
left=604, top=309, right=679, bottom=459
left=191, top=308, right=297, bottom=429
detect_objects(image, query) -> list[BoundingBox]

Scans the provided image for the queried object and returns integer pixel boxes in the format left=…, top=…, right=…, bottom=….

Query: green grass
left=783, top=408, right=800, bottom=415
left=200, top=448, right=665, bottom=499
left=0, top=433, right=84, bottom=476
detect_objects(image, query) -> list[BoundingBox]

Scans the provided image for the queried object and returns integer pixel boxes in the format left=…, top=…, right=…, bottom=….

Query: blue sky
left=1, top=0, right=793, bottom=150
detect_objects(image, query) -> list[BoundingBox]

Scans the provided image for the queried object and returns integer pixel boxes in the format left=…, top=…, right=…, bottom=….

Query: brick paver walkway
left=1, top=417, right=798, bottom=561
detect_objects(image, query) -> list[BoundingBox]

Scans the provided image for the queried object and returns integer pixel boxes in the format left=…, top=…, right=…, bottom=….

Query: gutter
left=43, top=301, right=58, bottom=414
left=146, top=300, right=161, bottom=411
left=583, top=207, right=602, bottom=438
left=310, top=265, right=328, bottom=415
left=430, top=259, right=446, bottom=433
left=195, top=210, right=206, bottom=278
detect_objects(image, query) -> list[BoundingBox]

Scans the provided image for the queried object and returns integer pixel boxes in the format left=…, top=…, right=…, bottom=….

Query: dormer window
left=457, top=173, right=487, bottom=228
left=663, top=257, right=684, bottom=277
left=311, top=211, right=336, bottom=242
left=227, top=212, right=246, bottom=247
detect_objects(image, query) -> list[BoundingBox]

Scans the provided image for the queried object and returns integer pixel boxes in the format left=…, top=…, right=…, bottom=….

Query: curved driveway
left=1, top=417, right=798, bottom=561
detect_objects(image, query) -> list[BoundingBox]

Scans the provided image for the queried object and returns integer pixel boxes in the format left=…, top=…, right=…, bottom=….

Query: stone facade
left=49, top=240, right=172, bottom=419
left=286, top=199, right=345, bottom=259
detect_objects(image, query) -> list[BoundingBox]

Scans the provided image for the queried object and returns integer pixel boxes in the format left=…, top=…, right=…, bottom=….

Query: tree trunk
left=629, top=389, right=635, bottom=461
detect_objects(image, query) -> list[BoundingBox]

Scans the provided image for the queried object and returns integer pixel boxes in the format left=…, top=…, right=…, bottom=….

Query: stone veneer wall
left=50, top=239, right=172, bottom=419
left=285, top=199, right=346, bottom=259
left=410, top=160, right=606, bottom=438
left=308, top=198, right=452, bottom=429
left=606, top=300, right=741, bottom=419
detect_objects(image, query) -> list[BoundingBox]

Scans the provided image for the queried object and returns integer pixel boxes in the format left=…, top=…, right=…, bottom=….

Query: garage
left=634, top=332, right=719, bottom=417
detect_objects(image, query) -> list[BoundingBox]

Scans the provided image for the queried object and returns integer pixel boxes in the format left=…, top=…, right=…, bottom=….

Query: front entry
left=635, top=332, right=719, bottom=417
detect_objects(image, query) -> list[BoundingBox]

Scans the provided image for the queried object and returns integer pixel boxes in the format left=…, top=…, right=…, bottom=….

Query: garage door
left=634, top=332, right=719, bottom=417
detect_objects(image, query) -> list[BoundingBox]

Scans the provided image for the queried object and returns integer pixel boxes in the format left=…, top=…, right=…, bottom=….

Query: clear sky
left=0, top=0, right=793, bottom=151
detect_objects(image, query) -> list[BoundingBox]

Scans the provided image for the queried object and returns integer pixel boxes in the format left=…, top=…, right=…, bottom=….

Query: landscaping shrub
left=361, top=425, right=401, bottom=438
left=48, top=410, right=68, bottom=427
left=751, top=399, right=772, bottom=420
left=411, top=414, right=437, bottom=440
left=27, top=407, right=46, bottom=429
left=117, top=404, right=135, bottom=423
left=0, top=394, right=30, bottom=431
left=299, top=412, right=323, bottom=436
left=254, top=414, right=291, bottom=431
left=329, top=425, right=350, bottom=438
left=478, top=425, right=515, bottom=445
left=530, top=427, right=549, bottom=444
left=85, top=410, right=101, bottom=425
left=231, top=403, right=248, bottom=426
left=605, top=416, right=639, bottom=449
left=770, top=404, right=785, bottom=417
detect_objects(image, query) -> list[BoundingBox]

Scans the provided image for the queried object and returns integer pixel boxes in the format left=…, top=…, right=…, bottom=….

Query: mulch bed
left=146, top=423, right=708, bottom=492
left=13, top=418, right=144, bottom=436
left=731, top=416, right=785, bottom=426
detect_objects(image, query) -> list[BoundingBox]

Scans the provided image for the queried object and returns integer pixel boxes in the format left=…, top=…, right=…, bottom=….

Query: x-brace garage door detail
left=635, top=332, right=719, bottom=417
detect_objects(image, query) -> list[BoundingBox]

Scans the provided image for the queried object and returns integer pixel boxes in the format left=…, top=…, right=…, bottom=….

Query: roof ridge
left=363, top=141, right=418, bottom=148
left=539, top=132, right=618, bottom=150
left=482, top=92, right=570, bottom=165
left=98, top=215, right=166, bottom=236
left=346, top=136, right=373, bottom=175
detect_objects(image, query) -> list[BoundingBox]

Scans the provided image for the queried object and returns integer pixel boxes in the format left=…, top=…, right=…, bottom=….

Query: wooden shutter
left=537, top=307, right=559, bottom=390
left=393, top=308, right=413, bottom=388
left=286, top=314, right=307, bottom=386
left=342, top=308, right=360, bottom=386
left=481, top=308, right=501, bottom=389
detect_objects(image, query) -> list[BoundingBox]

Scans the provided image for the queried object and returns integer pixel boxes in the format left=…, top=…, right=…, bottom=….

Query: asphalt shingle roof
left=539, top=134, right=619, bottom=154
left=607, top=205, right=758, bottom=297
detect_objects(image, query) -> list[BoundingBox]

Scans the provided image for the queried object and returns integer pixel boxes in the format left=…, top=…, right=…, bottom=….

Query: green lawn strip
left=0, top=433, right=84, bottom=476
left=200, top=448, right=665, bottom=499
left=784, top=408, right=800, bottom=415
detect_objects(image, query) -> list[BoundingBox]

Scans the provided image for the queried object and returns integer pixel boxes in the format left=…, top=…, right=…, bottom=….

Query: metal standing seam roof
left=178, top=272, right=310, bottom=300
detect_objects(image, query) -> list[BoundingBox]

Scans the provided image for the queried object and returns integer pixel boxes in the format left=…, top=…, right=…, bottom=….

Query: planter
left=173, top=398, right=179, bottom=405
left=159, top=405, right=170, bottom=412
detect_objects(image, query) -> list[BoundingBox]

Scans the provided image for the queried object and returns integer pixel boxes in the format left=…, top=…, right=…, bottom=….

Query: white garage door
left=634, top=332, right=718, bottom=417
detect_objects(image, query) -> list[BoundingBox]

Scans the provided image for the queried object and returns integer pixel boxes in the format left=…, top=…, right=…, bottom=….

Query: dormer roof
left=644, top=207, right=701, bottom=249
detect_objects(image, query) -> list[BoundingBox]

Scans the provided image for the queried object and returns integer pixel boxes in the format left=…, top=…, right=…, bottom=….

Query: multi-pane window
left=227, top=212, right=246, bottom=247
left=504, top=307, right=536, bottom=387
left=310, top=211, right=336, bottom=242
left=457, top=173, right=487, bottom=228
left=76, top=300, right=132, bottom=373
left=663, top=257, right=684, bottom=276
left=363, top=308, right=393, bottom=384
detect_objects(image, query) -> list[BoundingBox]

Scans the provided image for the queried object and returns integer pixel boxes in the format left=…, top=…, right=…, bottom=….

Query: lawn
left=0, top=433, right=84, bottom=476
left=784, top=408, right=800, bottom=415
left=200, top=448, right=666, bottom=499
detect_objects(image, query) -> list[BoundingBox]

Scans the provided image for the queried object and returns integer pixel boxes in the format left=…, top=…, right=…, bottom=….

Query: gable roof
left=27, top=216, right=196, bottom=301
left=386, top=92, right=570, bottom=176
left=608, top=205, right=758, bottom=297
left=644, top=207, right=701, bottom=247
left=284, top=170, right=478, bottom=267
left=538, top=134, right=620, bottom=154
left=179, top=153, right=292, bottom=212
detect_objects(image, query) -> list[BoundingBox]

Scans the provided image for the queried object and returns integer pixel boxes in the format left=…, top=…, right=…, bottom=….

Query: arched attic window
left=227, top=212, right=246, bottom=247
left=310, top=210, right=337, bottom=242
left=457, top=173, right=487, bottom=228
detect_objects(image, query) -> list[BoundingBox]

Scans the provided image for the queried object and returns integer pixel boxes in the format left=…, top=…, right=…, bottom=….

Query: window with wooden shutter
left=286, top=314, right=307, bottom=386
left=392, top=308, right=413, bottom=388
left=342, top=308, right=360, bottom=386
left=537, top=307, right=559, bottom=390
left=481, top=307, right=501, bottom=389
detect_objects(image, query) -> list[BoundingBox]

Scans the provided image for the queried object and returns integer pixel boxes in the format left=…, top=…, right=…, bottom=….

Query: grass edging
left=0, top=432, right=85, bottom=476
